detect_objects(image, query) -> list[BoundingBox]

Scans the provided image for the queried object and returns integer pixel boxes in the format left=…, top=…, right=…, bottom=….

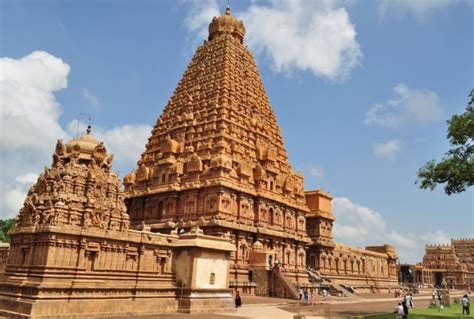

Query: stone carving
left=14, top=131, right=130, bottom=232
left=119, top=5, right=399, bottom=296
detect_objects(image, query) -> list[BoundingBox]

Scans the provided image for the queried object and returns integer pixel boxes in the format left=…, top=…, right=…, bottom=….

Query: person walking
left=462, top=294, right=470, bottom=315
left=394, top=302, right=404, bottom=319
left=299, top=287, right=303, bottom=300
left=408, top=293, right=415, bottom=309
left=303, top=289, right=309, bottom=305
left=322, top=288, right=328, bottom=301
left=401, top=301, right=409, bottom=319
left=235, top=291, right=242, bottom=308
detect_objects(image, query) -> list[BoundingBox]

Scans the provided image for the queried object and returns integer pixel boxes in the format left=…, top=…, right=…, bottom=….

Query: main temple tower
left=124, top=6, right=311, bottom=294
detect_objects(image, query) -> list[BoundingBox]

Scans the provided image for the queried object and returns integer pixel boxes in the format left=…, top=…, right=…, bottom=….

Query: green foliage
left=0, top=219, right=16, bottom=243
left=417, top=89, right=474, bottom=195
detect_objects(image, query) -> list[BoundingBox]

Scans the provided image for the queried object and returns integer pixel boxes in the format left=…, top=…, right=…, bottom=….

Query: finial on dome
left=208, top=1, right=245, bottom=43
left=86, top=124, right=92, bottom=135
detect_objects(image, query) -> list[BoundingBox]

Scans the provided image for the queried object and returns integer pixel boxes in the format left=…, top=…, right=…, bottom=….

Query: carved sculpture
left=13, top=131, right=130, bottom=232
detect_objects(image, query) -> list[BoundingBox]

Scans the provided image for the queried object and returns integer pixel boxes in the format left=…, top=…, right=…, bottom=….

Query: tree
left=417, top=89, right=474, bottom=195
left=0, top=219, right=15, bottom=243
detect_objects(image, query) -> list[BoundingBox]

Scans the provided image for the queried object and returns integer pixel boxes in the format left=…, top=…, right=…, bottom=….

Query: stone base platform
left=177, top=289, right=236, bottom=314
left=0, top=296, right=178, bottom=319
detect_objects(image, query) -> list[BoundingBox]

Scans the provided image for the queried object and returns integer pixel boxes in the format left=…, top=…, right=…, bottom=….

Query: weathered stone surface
left=305, top=190, right=398, bottom=292
left=124, top=5, right=311, bottom=295
left=0, top=129, right=235, bottom=318
left=0, top=7, right=402, bottom=319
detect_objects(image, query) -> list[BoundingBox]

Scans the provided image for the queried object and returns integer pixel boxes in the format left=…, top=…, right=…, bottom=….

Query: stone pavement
left=132, top=291, right=469, bottom=319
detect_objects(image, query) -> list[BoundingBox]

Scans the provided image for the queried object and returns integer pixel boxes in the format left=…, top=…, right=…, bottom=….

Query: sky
left=1, top=0, right=472, bottom=263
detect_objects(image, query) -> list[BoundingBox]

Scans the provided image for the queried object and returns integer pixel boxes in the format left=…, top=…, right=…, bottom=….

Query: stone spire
left=124, top=8, right=307, bottom=212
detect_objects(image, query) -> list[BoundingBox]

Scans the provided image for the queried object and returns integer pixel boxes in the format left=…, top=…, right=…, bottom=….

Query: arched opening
left=209, top=273, right=215, bottom=285
left=269, top=208, right=274, bottom=225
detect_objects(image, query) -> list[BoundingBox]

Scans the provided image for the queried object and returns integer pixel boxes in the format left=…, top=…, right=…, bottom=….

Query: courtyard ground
left=157, top=290, right=470, bottom=319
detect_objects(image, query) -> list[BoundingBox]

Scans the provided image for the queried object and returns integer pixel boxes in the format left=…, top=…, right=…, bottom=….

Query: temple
left=0, top=6, right=399, bottom=318
left=123, top=5, right=397, bottom=295
left=399, top=239, right=474, bottom=290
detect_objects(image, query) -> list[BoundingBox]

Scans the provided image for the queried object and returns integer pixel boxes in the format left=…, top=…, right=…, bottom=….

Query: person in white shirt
left=462, top=295, right=470, bottom=315
left=322, top=289, right=328, bottom=301
left=394, top=303, right=404, bottom=319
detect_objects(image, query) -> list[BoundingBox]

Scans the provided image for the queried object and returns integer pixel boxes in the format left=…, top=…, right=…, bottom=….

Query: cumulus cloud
left=332, top=197, right=387, bottom=246
left=0, top=51, right=71, bottom=152
left=365, top=83, right=444, bottom=128
left=183, top=0, right=362, bottom=80
left=0, top=51, right=152, bottom=219
left=378, top=0, right=455, bottom=22
left=333, top=197, right=452, bottom=263
left=82, top=88, right=100, bottom=107
left=183, top=0, right=220, bottom=40
left=373, top=139, right=401, bottom=160
left=0, top=51, right=71, bottom=218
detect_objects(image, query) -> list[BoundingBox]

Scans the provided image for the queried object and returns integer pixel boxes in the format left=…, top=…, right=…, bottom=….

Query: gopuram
left=0, top=6, right=398, bottom=318
left=399, top=239, right=474, bottom=290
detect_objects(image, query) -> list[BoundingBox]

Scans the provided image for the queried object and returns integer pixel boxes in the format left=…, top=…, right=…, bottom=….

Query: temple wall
left=0, top=227, right=178, bottom=318
left=452, top=238, right=474, bottom=271
left=126, top=186, right=307, bottom=236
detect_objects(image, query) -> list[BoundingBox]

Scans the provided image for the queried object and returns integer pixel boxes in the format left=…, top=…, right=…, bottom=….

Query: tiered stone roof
left=14, top=129, right=129, bottom=232
left=124, top=7, right=306, bottom=211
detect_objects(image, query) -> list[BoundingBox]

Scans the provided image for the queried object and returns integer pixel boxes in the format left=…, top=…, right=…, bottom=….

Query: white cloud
left=183, top=0, right=362, bottom=80
left=0, top=51, right=71, bottom=152
left=183, top=0, right=220, bottom=40
left=378, top=0, right=455, bottom=22
left=15, top=173, right=39, bottom=185
left=420, top=230, right=451, bottom=245
left=332, top=197, right=452, bottom=263
left=309, top=166, right=324, bottom=179
left=373, top=139, right=401, bottom=160
left=365, top=83, right=444, bottom=128
left=0, top=51, right=151, bottom=219
left=0, top=51, right=71, bottom=218
left=82, top=88, right=100, bottom=107
left=0, top=173, right=40, bottom=219
left=332, top=197, right=387, bottom=247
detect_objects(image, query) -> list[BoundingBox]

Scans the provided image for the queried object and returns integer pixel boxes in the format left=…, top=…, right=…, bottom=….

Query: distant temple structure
left=0, top=6, right=398, bottom=318
left=398, top=239, right=474, bottom=290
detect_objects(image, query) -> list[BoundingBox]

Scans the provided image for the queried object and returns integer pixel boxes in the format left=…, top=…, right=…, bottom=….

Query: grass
left=410, top=303, right=473, bottom=317
left=357, top=304, right=473, bottom=318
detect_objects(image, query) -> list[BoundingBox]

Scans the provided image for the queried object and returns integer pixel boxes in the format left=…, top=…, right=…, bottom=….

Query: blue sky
left=1, top=0, right=472, bottom=263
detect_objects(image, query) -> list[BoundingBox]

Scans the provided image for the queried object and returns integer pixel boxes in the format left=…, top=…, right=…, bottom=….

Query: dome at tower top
left=65, top=125, right=102, bottom=156
left=208, top=5, right=245, bottom=43
left=66, top=133, right=101, bottom=155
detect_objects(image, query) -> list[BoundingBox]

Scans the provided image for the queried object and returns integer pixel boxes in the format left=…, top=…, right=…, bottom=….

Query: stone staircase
left=330, top=283, right=355, bottom=298
left=307, top=268, right=329, bottom=283
left=251, top=268, right=300, bottom=299
left=272, top=270, right=300, bottom=299
left=307, top=268, right=355, bottom=298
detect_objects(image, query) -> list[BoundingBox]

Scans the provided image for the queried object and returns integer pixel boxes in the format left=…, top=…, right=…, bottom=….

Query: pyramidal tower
left=124, top=6, right=311, bottom=293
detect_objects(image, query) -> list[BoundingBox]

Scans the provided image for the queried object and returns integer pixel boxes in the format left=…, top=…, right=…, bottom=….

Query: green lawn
left=410, top=303, right=473, bottom=317
left=358, top=304, right=473, bottom=318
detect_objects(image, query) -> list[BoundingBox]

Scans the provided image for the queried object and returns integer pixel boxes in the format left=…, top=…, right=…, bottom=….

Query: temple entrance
left=399, top=265, right=413, bottom=283
left=434, top=272, right=443, bottom=287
